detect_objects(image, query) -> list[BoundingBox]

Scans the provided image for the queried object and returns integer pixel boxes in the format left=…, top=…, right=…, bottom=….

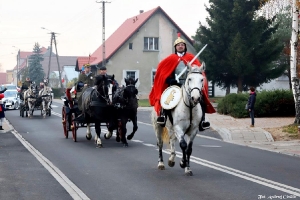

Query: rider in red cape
left=149, top=32, right=215, bottom=130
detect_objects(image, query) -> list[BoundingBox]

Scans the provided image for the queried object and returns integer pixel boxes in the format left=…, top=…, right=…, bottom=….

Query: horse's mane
left=188, top=65, right=203, bottom=74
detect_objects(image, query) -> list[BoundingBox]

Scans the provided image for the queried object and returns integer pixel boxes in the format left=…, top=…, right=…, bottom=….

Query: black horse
left=81, top=74, right=114, bottom=148
left=110, top=77, right=139, bottom=147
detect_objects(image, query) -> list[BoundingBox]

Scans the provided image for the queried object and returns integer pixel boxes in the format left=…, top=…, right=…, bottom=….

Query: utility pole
left=42, top=27, right=63, bottom=92
left=17, top=49, right=20, bottom=86
left=12, top=46, right=20, bottom=86
left=96, top=1, right=111, bottom=74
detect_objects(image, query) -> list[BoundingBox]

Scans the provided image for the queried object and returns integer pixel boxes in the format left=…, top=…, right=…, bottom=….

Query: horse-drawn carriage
left=19, top=81, right=52, bottom=118
left=61, top=75, right=139, bottom=147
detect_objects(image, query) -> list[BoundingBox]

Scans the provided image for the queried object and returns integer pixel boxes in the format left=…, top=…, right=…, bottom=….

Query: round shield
left=160, top=86, right=182, bottom=110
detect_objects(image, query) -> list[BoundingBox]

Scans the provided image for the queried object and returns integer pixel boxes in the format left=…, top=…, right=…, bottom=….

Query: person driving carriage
left=149, top=33, right=215, bottom=130
left=98, top=66, right=119, bottom=88
left=20, top=77, right=32, bottom=100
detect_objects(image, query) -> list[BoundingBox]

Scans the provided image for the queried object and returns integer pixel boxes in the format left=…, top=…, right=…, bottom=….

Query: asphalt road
left=1, top=101, right=300, bottom=200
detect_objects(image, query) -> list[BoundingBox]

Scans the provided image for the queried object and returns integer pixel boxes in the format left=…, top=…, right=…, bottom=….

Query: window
left=129, top=43, right=133, bottom=50
left=126, top=71, right=136, bottom=79
left=122, top=70, right=139, bottom=86
left=144, top=37, right=159, bottom=50
left=151, top=69, right=156, bottom=86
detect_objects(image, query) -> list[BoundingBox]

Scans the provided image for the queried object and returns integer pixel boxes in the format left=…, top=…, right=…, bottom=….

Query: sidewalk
left=207, top=113, right=300, bottom=157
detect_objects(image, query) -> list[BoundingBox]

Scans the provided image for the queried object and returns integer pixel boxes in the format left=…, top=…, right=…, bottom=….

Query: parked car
left=2, top=90, right=20, bottom=110
left=0, top=84, right=18, bottom=91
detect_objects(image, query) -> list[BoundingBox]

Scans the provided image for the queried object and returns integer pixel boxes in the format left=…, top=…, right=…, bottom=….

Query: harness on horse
left=112, top=86, right=127, bottom=108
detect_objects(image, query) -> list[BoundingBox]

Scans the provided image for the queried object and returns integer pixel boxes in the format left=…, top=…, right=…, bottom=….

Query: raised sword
left=175, top=44, right=208, bottom=82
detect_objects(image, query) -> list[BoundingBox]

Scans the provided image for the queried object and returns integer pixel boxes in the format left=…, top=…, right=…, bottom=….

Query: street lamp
left=41, top=27, right=52, bottom=32
left=12, top=46, right=20, bottom=86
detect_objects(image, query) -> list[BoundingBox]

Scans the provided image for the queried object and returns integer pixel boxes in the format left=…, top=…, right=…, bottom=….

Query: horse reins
left=182, top=71, right=203, bottom=134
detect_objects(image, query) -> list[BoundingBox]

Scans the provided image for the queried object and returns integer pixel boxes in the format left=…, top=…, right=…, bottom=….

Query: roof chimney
left=139, top=10, right=144, bottom=14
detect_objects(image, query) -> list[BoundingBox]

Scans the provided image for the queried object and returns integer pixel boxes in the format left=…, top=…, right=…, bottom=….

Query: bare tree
left=261, top=0, right=300, bottom=123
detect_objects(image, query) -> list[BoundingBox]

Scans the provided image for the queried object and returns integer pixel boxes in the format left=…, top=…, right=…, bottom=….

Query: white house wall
left=106, top=11, right=198, bottom=99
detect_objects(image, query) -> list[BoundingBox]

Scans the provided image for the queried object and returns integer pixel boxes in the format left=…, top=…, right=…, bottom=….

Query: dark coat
left=0, top=104, right=5, bottom=118
left=78, top=72, right=95, bottom=87
left=21, top=81, right=31, bottom=90
left=247, top=92, right=256, bottom=110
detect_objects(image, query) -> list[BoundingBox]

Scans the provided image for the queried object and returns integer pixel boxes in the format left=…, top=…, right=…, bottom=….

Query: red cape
left=149, top=53, right=215, bottom=115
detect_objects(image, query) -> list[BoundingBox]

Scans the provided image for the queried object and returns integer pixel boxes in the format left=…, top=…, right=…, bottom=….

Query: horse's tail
left=161, top=127, right=170, bottom=144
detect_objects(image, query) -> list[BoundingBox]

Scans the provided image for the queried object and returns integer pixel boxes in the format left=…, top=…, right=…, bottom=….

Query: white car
left=2, top=90, right=20, bottom=110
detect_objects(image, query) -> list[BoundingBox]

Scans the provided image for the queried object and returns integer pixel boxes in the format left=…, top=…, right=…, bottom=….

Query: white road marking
left=50, top=110, right=300, bottom=197
left=199, top=145, right=222, bottom=147
left=11, top=130, right=90, bottom=200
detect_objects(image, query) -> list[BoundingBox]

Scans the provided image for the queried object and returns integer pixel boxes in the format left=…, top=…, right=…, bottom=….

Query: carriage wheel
left=71, top=113, right=77, bottom=142
left=62, top=107, right=69, bottom=139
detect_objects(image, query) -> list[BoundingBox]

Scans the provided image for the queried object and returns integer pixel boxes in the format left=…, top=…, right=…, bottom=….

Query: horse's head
left=29, top=82, right=38, bottom=95
left=43, top=78, right=49, bottom=86
left=94, top=75, right=111, bottom=103
left=185, top=64, right=204, bottom=106
left=124, top=77, right=138, bottom=99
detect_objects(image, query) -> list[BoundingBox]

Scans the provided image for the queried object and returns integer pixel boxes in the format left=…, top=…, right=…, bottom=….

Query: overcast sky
left=0, top=0, right=210, bottom=72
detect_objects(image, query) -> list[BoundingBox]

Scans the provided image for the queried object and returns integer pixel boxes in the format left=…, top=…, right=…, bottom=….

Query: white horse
left=24, top=83, right=38, bottom=118
left=39, top=84, right=52, bottom=118
left=151, top=64, right=204, bottom=176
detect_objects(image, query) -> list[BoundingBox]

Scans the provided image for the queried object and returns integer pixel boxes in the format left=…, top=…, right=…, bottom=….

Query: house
left=12, top=47, right=78, bottom=87
left=76, top=6, right=198, bottom=99
left=61, top=65, right=79, bottom=87
left=6, top=70, right=14, bottom=84
left=0, top=73, right=7, bottom=85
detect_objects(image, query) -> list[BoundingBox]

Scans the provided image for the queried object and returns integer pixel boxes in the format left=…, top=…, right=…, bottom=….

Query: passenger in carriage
left=78, top=64, right=94, bottom=87
left=149, top=32, right=215, bottom=130
left=76, top=64, right=95, bottom=112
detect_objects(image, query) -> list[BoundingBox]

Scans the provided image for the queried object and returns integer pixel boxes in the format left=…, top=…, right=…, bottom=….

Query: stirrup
left=157, top=116, right=166, bottom=125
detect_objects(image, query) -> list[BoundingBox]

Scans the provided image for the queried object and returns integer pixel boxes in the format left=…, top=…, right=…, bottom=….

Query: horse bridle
left=182, top=71, right=203, bottom=134
left=182, top=71, right=203, bottom=108
left=95, top=81, right=111, bottom=104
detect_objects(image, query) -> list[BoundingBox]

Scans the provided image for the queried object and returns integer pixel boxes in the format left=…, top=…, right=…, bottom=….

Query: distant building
left=0, top=73, right=6, bottom=85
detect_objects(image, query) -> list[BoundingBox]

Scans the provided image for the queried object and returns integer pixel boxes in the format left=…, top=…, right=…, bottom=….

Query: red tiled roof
left=76, top=56, right=97, bottom=70
left=90, top=6, right=193, bottom=66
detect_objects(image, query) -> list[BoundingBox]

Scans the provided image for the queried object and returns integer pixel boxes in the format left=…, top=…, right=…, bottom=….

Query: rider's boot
left=199, top=100, right=210, bottom=131
left=0, top=126, right=3, bottom=130
left=157, top=109, right=166, bottom=126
